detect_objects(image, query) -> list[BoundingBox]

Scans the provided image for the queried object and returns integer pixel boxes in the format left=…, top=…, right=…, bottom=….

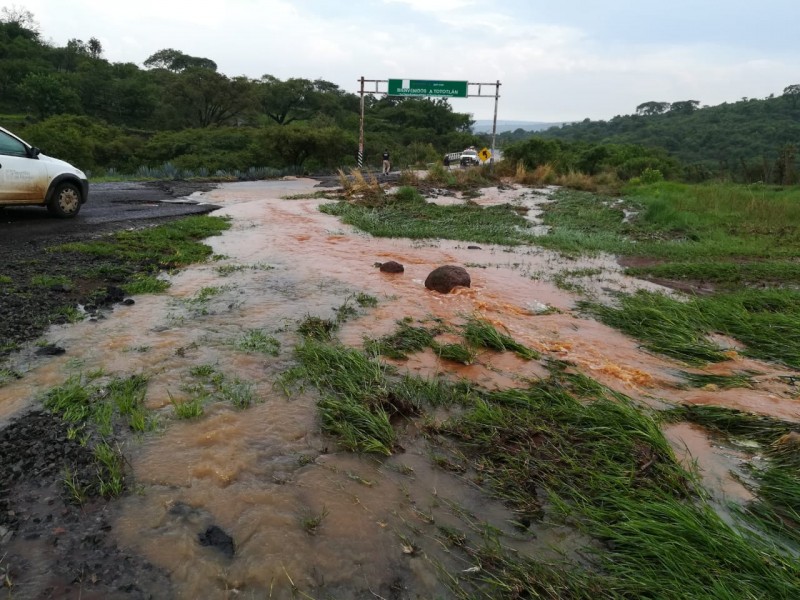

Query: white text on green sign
left=388, top=79, right=468, bottom=98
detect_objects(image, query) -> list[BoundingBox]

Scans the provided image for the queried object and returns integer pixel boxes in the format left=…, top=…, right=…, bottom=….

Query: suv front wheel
left=47, top=182, right=82, bottom=218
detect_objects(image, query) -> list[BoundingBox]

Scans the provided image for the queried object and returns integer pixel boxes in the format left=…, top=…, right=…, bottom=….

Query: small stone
left=379, top=261, right=404, bottom=273
left=122, top=298, right=135, bottom=306
left=35, top=345, right=65, bottom=356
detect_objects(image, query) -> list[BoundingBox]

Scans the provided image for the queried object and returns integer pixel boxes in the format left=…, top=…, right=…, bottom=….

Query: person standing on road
left=382, top=149, right=391, bottom=175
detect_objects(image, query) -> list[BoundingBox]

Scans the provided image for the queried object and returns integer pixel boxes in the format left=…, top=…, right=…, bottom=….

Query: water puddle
left=2, top=178, right=798, bottom=597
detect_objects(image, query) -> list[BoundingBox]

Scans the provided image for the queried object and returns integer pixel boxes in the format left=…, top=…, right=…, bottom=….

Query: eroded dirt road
left=1, top=179, right=798, bottom=598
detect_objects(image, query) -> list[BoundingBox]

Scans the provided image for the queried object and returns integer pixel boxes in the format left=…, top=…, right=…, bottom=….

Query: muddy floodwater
left=2, top=178, right=798, bottom=598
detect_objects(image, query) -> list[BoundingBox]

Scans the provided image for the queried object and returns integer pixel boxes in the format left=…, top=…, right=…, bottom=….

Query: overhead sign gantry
left=356, top=77, right=501, bottom=169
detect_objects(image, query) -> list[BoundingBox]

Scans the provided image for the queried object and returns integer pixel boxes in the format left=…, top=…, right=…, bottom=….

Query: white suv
left=0, top=126, right=89, bottom=217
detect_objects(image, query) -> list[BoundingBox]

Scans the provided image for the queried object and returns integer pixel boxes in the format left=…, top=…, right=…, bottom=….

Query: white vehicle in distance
left=459, top=148, right=480, bottom=167
left=0, top=126, right=89, bottom=217
left=443, top=147, right=481, bottom=168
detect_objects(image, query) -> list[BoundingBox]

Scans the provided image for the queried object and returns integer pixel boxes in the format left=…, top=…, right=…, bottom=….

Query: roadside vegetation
left=321, top=185, right=537, bottom=246
left=0, top=215, right=230, bottom=362
left=322, top=168, right=800, bottom=371
left=42, top=372, right=151, bottom=500
left=283, top=301, right=800, bottom=598
left=528, top=181, right=800, bottom=369
left=306, top=166, right=800, bottom=595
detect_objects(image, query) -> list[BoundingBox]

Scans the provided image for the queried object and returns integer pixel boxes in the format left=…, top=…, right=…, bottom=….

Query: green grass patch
left=666, top=404, right=800, bottom=551
left=0, top=367, right=22, bottom=387
left=123, top=274, right=170, bottom=295
left=171, top=395, right=205, bottom=419
left=463, top=317, right=539, bottom=360
left=433, top=369, right=800, bottom=599
left=539, top=184, right=800, bottom=269
left=30, top=274, right=72, bottom=288
left=665, top=404, right=794, bottom=446
left=678, top=371, right=755, bottom=389
left=435, top=343, right=477, bottom=365
left=94, top=441, right=125, bottom=498
left=364, top=320, right=435, bottom=359
left=321, top=186, right=537, bottom=246
left=58, top=305, right=84, bottom=324
left=188, top=364, right=257, bottom=410
left=297, top=315, right=338, bottom=341
left=354, top=292, right=379, bottom=308
left=42, top=374, right=152, bottom=499
left=43, top=373, right=152, bottom=434
left=582, top=288, right=800, bottom=368
left=283, top=336, right=476, bottom=455
left=364, top=317, right=535, bottom=365
left=579, top=291, right=728, bottom=365
left=234, top=329, right=281, bottom=356
left=0, top=274, right=13, bottom=284
left=296, top=294, right=374, bottom=342
left=55, top=215, right=231, bottom=269
left=625, top=260, right=800, bottom=288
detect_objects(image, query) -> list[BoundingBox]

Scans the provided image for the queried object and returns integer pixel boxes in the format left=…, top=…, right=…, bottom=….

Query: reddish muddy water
left=1, top=179, right=798, bottom=598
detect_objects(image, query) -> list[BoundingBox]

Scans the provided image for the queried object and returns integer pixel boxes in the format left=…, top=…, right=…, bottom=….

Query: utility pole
left=491, top=79, right=501, bottom=165
left=358, top=76, right=365, bottom=169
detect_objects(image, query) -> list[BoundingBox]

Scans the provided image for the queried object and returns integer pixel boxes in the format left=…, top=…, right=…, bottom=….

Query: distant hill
left=532, top=91, right=800, bottom=182
left=472, top=120, right=564, bottom=134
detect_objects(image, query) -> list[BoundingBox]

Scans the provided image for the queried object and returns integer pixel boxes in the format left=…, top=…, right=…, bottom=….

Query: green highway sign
left=388, top=79, right=468, bottom=98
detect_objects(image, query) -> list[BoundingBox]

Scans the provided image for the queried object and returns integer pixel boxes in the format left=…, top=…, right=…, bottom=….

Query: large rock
left=425, top=265, right=471, bottom=294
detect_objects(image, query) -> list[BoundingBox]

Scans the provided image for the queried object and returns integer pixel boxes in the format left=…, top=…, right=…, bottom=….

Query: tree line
left=494, top=87, right=800, bottom=184
left=0, top=10, right=479, bottom=174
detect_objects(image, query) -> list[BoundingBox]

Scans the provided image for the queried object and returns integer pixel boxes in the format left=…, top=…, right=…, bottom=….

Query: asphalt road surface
left=0, top=180, right=220, bottom=251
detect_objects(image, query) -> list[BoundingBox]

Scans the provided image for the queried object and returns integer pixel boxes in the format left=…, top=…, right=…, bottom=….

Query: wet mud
left=1, top=178, right=798, bottom=598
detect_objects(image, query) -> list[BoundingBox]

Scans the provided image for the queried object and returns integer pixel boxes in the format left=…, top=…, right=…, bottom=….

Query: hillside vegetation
left=0, top=10, right=480, bottom=175
left=493, top=90, right=800, bottom=184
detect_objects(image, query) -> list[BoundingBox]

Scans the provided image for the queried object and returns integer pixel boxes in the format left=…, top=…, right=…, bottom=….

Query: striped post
left=358, top=76, right=365, bottom=170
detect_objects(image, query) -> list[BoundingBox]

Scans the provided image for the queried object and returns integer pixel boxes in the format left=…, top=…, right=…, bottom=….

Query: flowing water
left=1, top=179, right=798, bottom=598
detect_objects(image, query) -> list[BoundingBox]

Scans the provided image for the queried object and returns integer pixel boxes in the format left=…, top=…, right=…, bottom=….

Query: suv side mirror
left=29, top=146, right=41, bottom=158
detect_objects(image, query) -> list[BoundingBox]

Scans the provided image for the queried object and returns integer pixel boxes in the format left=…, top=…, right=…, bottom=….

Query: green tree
left=168, top=69, right=254, bottom=127
left=21, top=115, right=141, bottom=171
left=88, top=37, right=102, bottom=59
left=0, top=6, right=39, bottom=35
left=636, top=101, right=670, bottom=116
left=257, top=76, right=317, bottom=125
left=255, top=123, right=353, bottom=169
left=669, top=100, right=700, bottom=115
left=144, top=48, right=217, bottom=72
left=783, top=84, right=800, bottom=108
left=17, top=72, right=81, bottom=118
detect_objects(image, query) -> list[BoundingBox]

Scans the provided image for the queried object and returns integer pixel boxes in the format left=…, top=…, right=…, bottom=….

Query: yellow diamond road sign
left=478, top=148, right=491, bottom=161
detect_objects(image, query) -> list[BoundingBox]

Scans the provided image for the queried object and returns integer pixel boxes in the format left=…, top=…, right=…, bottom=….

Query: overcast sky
left=19, top=0, right=800, bottom=122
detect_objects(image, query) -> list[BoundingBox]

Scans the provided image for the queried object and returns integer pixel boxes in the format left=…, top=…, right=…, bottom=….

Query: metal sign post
left=356, top=77, right=501, bottom=170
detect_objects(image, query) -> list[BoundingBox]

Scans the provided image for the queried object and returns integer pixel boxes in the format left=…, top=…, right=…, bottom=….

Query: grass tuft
left=463, top=317, right=539, bottom=360
left=234, top=329, right=281, bottom=356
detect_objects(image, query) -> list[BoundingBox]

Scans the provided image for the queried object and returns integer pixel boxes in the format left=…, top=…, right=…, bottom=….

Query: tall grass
left=581, top=288, right=800, bottom=368
left=435, top=370, right=800, bottom=598
left=666, top=404, right=800, bottom=552
left=539, top=183, right=800, bottom=262
left=463, top=317, right=540, bottom=360
left=285, top=336, right=476, bottom=454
